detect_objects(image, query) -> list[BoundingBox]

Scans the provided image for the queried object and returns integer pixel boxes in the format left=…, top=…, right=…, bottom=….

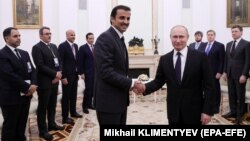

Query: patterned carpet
left=20, top=89, right=250, bottom=140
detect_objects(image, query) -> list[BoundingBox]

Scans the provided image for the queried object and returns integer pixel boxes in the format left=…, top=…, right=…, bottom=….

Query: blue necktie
left=205, top=43, right=211, bottom=55
left=175, top=52, right=181, bottom=84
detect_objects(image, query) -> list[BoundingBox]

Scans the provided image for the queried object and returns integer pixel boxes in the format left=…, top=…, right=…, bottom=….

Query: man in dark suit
left=222, top=25, right=250, bottom=124
left=58, top=29, right=82, bottom=125
left=77, top=32, right=95, bottom=114
left=188, top=31, right=205, bottom=51
left=32, top=26, right=64, bottom=140
left=199, top=30, right=225, bottom=114
left=135, top=25, right=216, bottom=125
left=0, top=27, right=37, bottom=141
left=94, top=5, right=141, bottom=125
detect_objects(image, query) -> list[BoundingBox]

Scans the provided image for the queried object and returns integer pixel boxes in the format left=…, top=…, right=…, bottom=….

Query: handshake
left=132, top=80, right=146, bottom=94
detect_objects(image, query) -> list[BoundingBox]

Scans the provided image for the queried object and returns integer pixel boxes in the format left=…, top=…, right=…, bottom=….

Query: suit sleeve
left=218, top=43, right=225, bottom=74
left=77, top=46, right=85, bottom=75
left=58, top=44, right=66, bottom=79
left=201, top=53, right=216, bottom=115
left=242, top=41, right=250, bottom=77
left=144, top=57, right=166, bottom=95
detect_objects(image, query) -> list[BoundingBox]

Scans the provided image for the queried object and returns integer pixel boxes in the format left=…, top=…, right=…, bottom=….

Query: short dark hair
left=194, top=31, right=203, bottom=37
left=39, top=26, right=50, bottom=35
left=207, top=29, right=216, bottom=35
left=232, top=25, right=243, bottom=32
left=110, top=5, right=131, bottom=24
left=3, top=27, right=17, bottom=42
left=86, top=32, right=94, bottom=39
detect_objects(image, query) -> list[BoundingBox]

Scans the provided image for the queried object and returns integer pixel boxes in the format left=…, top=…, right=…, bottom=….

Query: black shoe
left=63, top=118, right=75, bottom=125
left=83, top=108, right=89, bottom=114
left=48, top=124, right=64, bottom=131
left=89, top=105, right=95, bottom=110
left=39, top=132, right=53, bottom=141
left=222, top=112, right=236, bottom=118
left=71, top=112, right=83, bottom=118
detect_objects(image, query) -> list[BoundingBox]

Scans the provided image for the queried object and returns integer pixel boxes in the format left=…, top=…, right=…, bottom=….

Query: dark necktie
left=230, top=40, right=236, bottom=57
left=175, top=52, right=181, bottom=84
left=14, top=49, right=21, bottom=59
left=121, top=37, right=127, bottom=59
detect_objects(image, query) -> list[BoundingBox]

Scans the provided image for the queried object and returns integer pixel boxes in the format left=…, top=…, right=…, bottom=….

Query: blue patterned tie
left=175, top=52, right=181, bottom=84
left=205, top=43, right=211, bottom=55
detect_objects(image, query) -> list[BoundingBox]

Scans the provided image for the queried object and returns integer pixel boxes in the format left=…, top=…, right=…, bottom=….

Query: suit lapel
left=181, top=49, right=192, bottom=85
left=3, top=46, right=25, bottom=71
left=168, top=51, right=179, bottom=85
left=109, top=27, right=127, bottom=61
left=66, top=41, right=76, bottom=59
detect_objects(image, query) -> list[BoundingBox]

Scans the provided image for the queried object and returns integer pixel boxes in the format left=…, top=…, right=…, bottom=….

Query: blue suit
left=200, top=41, right=225, bottom=113
left=77, top=43, right=95, bottom=109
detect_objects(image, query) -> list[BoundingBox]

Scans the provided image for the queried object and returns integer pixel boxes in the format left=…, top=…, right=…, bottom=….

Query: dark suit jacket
left=224, top=39, right=250, bottom=79
left=145, top=48, right=215, bottom=123
left=94, top=27, right=131, bottom=113
left=32, top=41, right=62, bottom=89
left=188, top=42, right=205, bottom=52
left=200, top=41, right=225, bottom=75
left=0, top=46, right=36, bottom=105
left=77, top=43, right=94, bottom=77
left=58, top=41, right=78, bottom=82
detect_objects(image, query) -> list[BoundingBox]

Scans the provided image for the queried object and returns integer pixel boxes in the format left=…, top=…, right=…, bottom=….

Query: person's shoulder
left=214, top=41, right=224, bottom=46
left=50, top=43, right=57, bottom=47
left=59, top=41, right=67, bottom=47
left=18, top=48, right=29, bottom=54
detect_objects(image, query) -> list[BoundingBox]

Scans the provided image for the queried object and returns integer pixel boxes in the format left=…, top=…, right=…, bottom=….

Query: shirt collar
left=6, top=44, right=17, bottom=52
left=174, top=46, right=188, bottom=57
left=67, top=40, right=74, bottom=46
left=111, top=26, right=123, bottom=39
left=234, top=38, right=242, bottom=43
left=41, top=40, right=50, bottom=46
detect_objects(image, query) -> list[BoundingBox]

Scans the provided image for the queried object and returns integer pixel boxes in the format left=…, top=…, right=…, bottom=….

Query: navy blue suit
left=200, top=41, right=225, bottom=113
left=58, top=41, right=79, bottom=119
left=77, top=43, right=94, bottom=110
left=0, top=46, right=36, bottom=141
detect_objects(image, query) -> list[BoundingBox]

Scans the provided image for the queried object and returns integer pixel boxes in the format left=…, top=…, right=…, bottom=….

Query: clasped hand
left=132, top=81, right=146, bottom=94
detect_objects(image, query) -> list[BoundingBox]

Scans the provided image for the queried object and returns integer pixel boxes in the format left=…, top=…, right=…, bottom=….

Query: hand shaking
left=132, top=81, right=146, bottom=94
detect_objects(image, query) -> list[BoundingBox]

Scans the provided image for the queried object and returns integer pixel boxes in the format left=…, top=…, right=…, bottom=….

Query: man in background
left=222, top=25, right=250, bottom=125
left=188, top=31, right=205, bottom=51
left=32, top=26, right=64, bottom=140
left=58, top=29, right=82, bottom=125
left=0, top=27, right=37, bottom=141
left=200, top=29, right=225, bottom=114
left=77, top=32, right=95, bottom=114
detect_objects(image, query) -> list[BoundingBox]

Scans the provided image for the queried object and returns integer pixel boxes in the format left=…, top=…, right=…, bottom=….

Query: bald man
left=136, top=25, right=216, bottom=125
left=58, top=30, right=82, bottom=125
